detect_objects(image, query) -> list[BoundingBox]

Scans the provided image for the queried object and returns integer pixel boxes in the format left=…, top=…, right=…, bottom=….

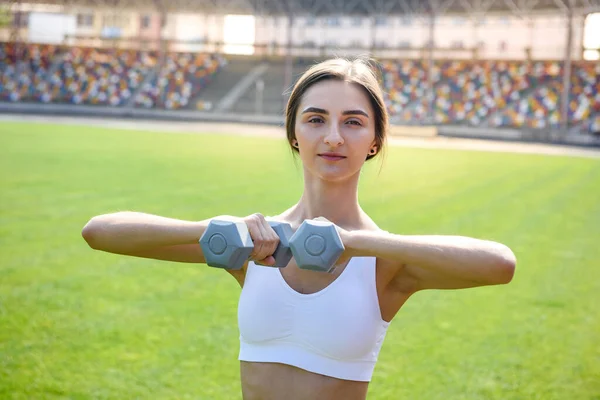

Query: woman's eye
left=308, top=117, right=323, bottom=123
left=347, top=120, right=362, bottom=126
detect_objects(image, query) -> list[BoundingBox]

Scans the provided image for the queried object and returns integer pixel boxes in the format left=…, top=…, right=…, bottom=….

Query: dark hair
left=285, top=57, right=388, bottom=161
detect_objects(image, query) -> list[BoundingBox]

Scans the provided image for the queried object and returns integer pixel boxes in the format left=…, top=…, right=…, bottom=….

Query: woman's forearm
left=345, top=230, right=516, bottom=285
left=81, top=211, right=222, bottom=253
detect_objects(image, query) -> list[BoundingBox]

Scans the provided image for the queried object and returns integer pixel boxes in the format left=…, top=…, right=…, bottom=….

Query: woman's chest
left=237, top=263, right=387, bottom=359
left=278, top=260, right=347, bottom=294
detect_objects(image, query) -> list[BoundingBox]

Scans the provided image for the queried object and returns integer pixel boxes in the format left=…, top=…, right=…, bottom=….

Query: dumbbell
left=288, top=219, right=345, bottom=273
left=199, top=219, right=294, bottom=270
left=199, top=218, right=345, bottom=273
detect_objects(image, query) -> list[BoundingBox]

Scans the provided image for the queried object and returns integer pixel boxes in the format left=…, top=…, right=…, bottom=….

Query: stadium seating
left=571, top=62, right=600, bottom=127
left=1, top=41, right=598, bottom=134
left=0, top=43, right=60, bottom=102
left=380, top=58, right=598, bottom=133
left=381, top=60, right=429, bottom=121
left=0, top=43, right=224, bottom=110
left=381, top=59, right=565, bottom=125
left=492, top=61, right=599, bottom=129
left=44, top=47, right=158, bottom=106
left=434, top=60, right=560, bottom=126
left=134, top=52, right=226, bottom=110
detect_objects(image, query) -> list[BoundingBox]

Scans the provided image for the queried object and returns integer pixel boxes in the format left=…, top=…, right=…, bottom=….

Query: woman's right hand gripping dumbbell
left=199, top=213, right=292, bottom=270
left=241, top=213, right=282, bottom=267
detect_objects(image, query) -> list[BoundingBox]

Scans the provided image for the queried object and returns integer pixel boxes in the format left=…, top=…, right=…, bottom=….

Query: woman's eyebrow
left=302, top=107, right=328, bottom=114
left=301, top=107, right=369, bottom=118
left=342, top=109, right=369, bottom=118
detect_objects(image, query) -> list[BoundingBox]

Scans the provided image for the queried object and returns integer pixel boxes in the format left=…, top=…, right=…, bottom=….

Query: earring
left=369, top=148, right=376, bottom=155
left=293, top=140, right=299, bottom=148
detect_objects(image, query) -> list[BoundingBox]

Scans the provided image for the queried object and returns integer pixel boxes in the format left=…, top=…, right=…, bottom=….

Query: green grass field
left=1, top=121, right=599, bottom=399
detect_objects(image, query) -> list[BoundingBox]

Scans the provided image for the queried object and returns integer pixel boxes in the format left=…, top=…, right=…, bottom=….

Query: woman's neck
left=285, top=173, right=365, bottom=230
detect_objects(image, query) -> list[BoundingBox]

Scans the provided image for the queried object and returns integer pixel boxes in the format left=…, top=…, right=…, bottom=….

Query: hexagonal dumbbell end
left=289, top=220, right=345, bottom=273
left=268, top=221, right=293, bottom=268
left=199, top=220, right=253, bottom=270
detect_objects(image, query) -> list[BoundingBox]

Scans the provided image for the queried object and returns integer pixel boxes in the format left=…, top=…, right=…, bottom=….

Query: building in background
left=1, top=2, right=598, bottom=61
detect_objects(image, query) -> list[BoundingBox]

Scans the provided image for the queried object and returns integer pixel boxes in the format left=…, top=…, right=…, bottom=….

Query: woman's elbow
left=81, top=216, right=105, bottom=250
left=495, top=245, right=517, bottom=284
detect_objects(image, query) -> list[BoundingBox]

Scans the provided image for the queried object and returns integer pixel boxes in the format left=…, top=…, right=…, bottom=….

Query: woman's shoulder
left=358, top=213, right=386, bottom=233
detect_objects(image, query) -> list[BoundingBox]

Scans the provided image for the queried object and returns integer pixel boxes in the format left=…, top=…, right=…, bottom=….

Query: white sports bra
left=237, top=256, right=391, bottom=382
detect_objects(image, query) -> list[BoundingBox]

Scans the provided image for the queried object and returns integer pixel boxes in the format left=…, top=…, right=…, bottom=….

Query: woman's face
left=294, top=79, right=378, bottom=183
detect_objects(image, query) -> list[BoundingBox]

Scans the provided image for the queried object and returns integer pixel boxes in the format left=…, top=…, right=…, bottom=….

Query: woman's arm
left=344, top=230, right=517, bottom=291
left=81, top=212, right=281, bottom=267
left=81, top=211, right=229, bottom=263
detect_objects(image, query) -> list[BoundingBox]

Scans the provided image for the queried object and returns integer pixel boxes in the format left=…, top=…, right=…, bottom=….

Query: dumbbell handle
left=201, top=219, right=293, bottom=269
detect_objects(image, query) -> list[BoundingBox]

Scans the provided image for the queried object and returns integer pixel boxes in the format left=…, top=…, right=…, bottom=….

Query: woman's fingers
left=245, top=214, right=264, bottom=260
left=244, top=213, right=280, bottom=264
left=255, top=255, right=276, bottom=267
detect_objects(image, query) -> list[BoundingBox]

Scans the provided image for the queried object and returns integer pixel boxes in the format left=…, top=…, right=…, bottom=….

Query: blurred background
left=0, top=0, right=599, bottom=146
left=1, top=2, right=600, bottom=399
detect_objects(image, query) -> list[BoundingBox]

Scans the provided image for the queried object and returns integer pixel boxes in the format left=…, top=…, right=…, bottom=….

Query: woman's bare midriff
left=240, top=361, right=369, bottom=400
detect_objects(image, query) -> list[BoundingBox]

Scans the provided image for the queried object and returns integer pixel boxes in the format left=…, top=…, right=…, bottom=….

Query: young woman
left=82, top=57, right=517, bottom=400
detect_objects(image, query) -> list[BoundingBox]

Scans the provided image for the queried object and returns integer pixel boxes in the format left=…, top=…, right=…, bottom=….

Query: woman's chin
left=309, top=167, right=360, bottom=183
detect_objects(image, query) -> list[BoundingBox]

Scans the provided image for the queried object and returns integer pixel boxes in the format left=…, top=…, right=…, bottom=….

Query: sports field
left=1, top=119, right=599, bottom=399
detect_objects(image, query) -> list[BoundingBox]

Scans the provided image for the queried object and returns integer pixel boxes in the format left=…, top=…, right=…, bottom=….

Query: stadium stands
left=134, top=52, right=226, bottom=110
left=380, top=58, right=598, bottom=134
left=0, top=42, right=60, bottom=103
left=48, top=47, right=157, bottom=106
left=572, top=62, right=600, bottom=130
left=435, top=61, right=558, bottom=126
left=381, top=60, right=429, bottom=122
left=0, top=42, right=225, bottom=109
left=491, top=61, right=600, bottom=129
left=1, top=42, right=598, bottom=135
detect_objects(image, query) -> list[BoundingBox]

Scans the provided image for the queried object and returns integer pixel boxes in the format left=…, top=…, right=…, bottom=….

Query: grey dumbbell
left=199, top=219, right=293, bottom=270
left=289, top=220, right=345, bottom=273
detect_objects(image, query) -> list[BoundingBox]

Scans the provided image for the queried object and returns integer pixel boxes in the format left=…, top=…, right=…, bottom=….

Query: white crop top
left=237, top=256, right=391, bottom=382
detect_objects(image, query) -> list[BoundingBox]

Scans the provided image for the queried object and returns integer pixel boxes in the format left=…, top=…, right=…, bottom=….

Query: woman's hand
left=241, top=213, right=280, bottom=266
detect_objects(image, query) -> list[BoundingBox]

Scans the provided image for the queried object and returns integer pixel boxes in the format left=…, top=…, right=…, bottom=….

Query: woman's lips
left=318, top=153, right=346, bottom=161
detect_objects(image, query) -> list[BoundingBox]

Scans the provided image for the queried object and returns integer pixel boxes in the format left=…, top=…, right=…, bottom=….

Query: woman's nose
left=324, top=123, right=344, bottom=146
